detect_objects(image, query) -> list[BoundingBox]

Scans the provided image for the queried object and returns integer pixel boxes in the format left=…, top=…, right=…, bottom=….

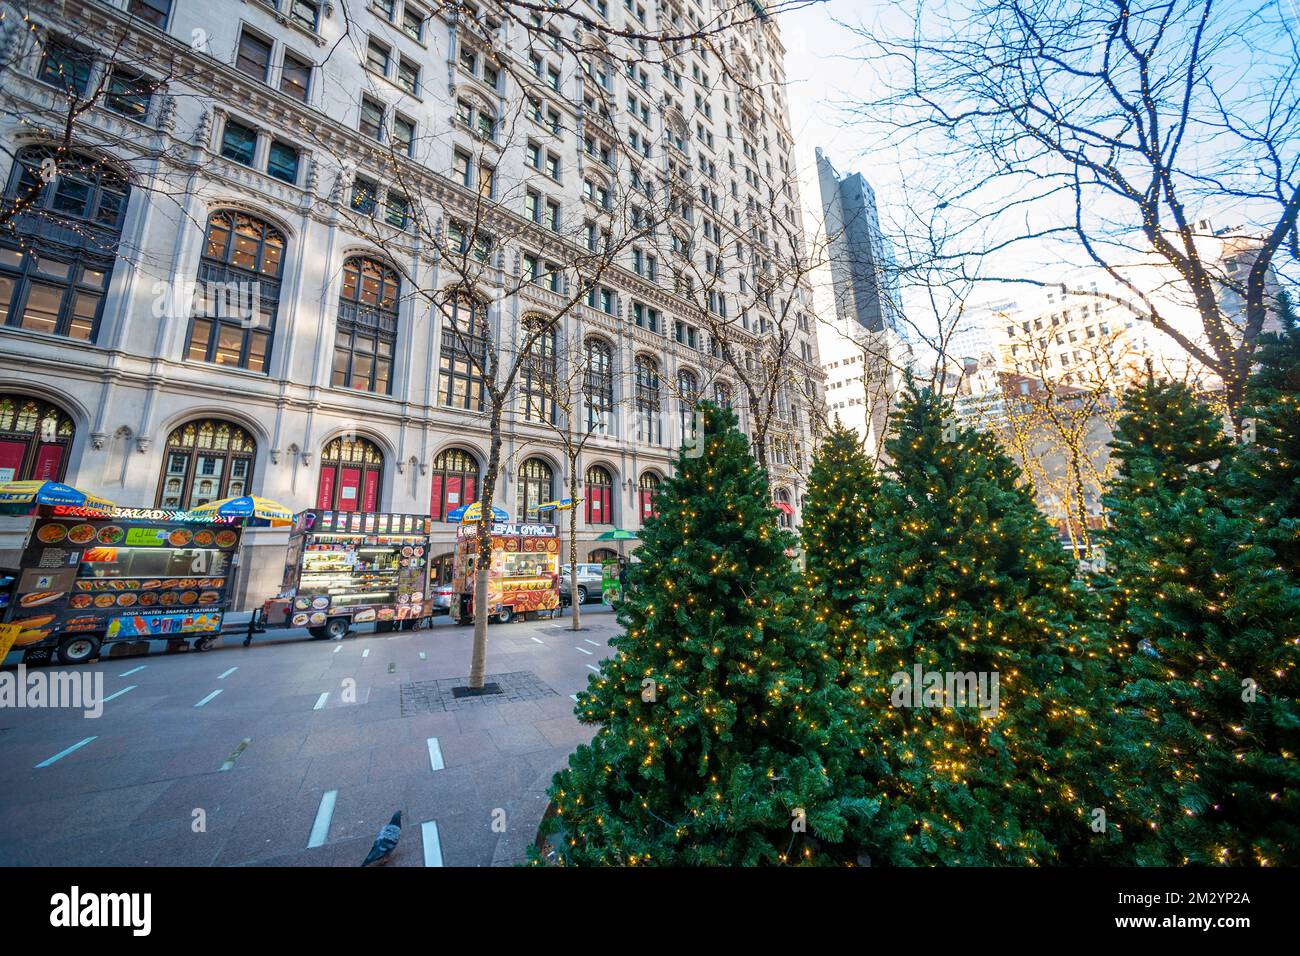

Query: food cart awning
left=191, top=495, right=294, bottom=526
left=448, top=502, right=509, bottom=522
left=0, top=480, right=114, bottom=513
left=773, top=500, right=795, bottom=516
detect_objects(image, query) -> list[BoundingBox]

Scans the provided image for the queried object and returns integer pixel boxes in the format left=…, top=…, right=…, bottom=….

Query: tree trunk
left=467, top=409, right=504, bottom=689
left=568, top=463, right=581, bottom=630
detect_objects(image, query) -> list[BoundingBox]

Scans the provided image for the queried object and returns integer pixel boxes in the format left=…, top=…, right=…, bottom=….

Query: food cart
left=452, top=521, right=560, bottom=624
left=2, top=505, right=243, bottom=664
left=261, top=510, right=433, bottom=639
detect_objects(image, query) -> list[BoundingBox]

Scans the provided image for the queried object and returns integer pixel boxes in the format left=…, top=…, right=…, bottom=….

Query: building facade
left=0, top=0, right=822, bottom=607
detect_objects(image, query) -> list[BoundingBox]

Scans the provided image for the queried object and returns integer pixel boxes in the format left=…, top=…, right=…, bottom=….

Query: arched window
left=438, top=293, right=488, bottom=410
left=773, top=487, right=793, bottom=529
left=677, top=368, right=699, bottom=445
left=0, top=394, right=74, bottom=482
left=187, top=210, right=284, bottom=372
left=634, top=355, right=660, bottom=444
left=430, top=447, right=479, bottom=521
left=584, top=464, right=613, bottom=525
left=713, top=381, right=732, bottom=410
left=519, top=458, right=553, bottom=521
left=317, top=435, right=384, bottom=512
left=1, top=147, right=128, bottom=342
left=520, top=316, right=556, bottom=424
left=334, top=256, right=399, bottom=394
left=157, top=419, right=256, bottom=509
left=583, top=337, right=613, bottom=434
left=638, top=471, right=660, bottom=521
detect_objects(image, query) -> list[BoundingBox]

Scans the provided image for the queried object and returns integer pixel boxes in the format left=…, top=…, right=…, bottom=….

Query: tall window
left=438, top=294, right=488, bottom=410
left=156, top=419, right=255, bottom=509
left=127, top=0, right=172, bottom=29
left=773, top=487, right=793, bottom=529
left=187, top=211, right=284, bottom=373
left=677, top=368, right=699, bottom=444
left=316, top=435, right=384, bottom=512
left=1, top=147, right=127, bottom=342
left=583, top=338, right=613, bottom=435
left=334, top=257, right=399, bottom=394
left=634, top=355, right=661, bottom=443
left=430, top=447, right=479, bottom=521
left=714, top=381, right=732, bottom=410
left=520, top=316, right=556, bottom=424
left=0, top=395, right=74, bottom=482
left=519, top=458, right=553, bottom=521
left=638, top=471, right=660, bottom=521
left=584, top=465, right=612, bottom=525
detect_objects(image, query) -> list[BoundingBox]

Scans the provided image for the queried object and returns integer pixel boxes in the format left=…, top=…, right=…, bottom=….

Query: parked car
left=430, top=583, right=455, bottom=615
left=558, top=564, right=604, bottom=605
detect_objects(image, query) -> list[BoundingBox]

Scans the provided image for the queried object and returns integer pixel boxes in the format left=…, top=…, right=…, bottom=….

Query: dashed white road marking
left=421, top=820, right=444, bottom=867
left=118, top=665, right=146, bottom=677
left=308, top=790, right=337, bottom=848
left=570, top=694, right=579, bottom=702
left=427, top=737, right=445, bottom=772
left=333, top=646, right=342, bottom=654
left=574, top=646, right=593, bottom=655
left=102, top=685, right=137, bottom=703
left=418, top=651, right=427, bottom=660
left=194, top=689, right=223, bottom=708
left=217, top=666, right=238, bottom=679
left=362, top=648, right=370, bottom=658
left=35, top=736, right=97, bottom=768
left=584, top=639, right=601, bottom=646
left=530, top=637, right=545, bottom=644
left=313, top=692, right=330, bottom=711
left=586, top=664, right=600, bottom=673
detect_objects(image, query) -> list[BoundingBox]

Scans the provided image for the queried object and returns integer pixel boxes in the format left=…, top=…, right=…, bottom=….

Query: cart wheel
left=194, top=636, right=216, bottom=652
left=308, top=626, right=327, bottom=639
left=323, top=617, right=350, bottom=640
left=57, top=635, right=100, bottom=665
left=495, top=607, right=514, bottom=625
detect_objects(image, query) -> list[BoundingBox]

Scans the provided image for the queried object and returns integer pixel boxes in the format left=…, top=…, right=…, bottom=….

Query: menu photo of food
left=18, top=590, right=64, bottom=609
left=96, top=525, right=125, bottom=545
left=36, top=523, right=68, bottom=544
left=67, top=524, right=98, bottom=545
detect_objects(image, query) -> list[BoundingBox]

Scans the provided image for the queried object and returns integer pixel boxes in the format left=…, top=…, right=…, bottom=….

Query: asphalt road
left=0, top=605, right=618, bottom=866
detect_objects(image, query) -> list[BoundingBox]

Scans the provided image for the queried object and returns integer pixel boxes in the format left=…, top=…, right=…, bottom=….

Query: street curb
left=491, top=751, right=569, bottom=867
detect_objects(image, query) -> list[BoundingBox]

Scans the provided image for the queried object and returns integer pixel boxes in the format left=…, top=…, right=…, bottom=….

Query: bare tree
left=845, top=0, right=1300, bottom=422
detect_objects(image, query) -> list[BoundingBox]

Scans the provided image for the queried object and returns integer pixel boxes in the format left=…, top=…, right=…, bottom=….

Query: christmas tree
left=851, top=383, right=1113, bottom=865
left=1098, top=380, right=1300, bottom=865
left=539, top=402, right=866, bottom=865
left=1228, top=291, right=1300, bottom=577
left=801, top=422, right=881, bottom=684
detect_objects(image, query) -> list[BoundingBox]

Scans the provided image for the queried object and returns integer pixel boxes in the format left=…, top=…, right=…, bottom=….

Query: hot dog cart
left=261, top=510, right=433, bottom=639
left=2, top=505, right=243, bottom=664
left=452, top=521, right=560, bottom=624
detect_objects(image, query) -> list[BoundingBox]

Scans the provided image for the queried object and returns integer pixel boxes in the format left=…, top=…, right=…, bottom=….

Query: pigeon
left=361, top=811, right=402, bottom=866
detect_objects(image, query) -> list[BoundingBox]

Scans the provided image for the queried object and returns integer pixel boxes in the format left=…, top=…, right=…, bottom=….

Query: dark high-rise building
left=816, top=148, right=902, bottom=335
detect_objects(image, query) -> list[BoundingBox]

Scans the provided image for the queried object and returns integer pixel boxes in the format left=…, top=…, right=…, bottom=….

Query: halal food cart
left=452, top=521, right=560, bottom=625
left=261, top=510, right=432, bottom=639
left=2, top=505, right=242, bottom=664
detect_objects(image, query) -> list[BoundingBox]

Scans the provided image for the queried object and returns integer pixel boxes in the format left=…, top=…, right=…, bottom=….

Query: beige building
left=0, top=0, right=822, bottom=607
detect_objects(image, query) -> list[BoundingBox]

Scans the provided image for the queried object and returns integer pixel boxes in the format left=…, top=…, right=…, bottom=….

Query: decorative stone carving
left=89, top=432, right=107, bottom=450
left=135, top=436, right=152, bottom=454
left=270, top=448, right=281, bottom=464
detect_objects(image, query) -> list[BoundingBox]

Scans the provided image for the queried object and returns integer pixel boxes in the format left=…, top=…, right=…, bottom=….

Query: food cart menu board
left=6, top=510, right=242, bottom=643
